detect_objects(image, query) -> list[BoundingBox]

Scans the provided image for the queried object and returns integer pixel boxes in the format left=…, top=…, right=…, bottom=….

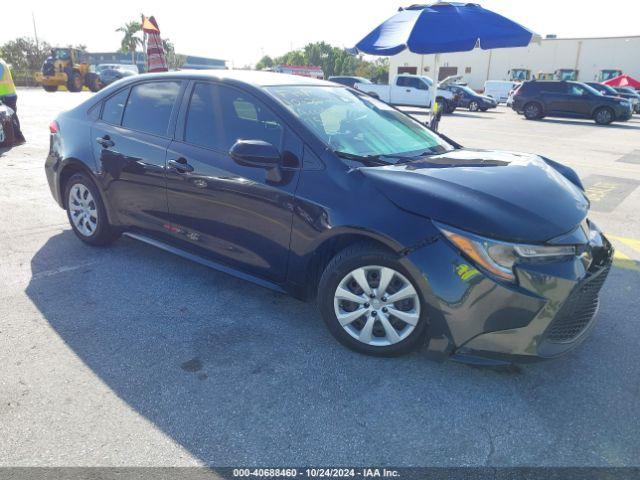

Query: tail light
left=49, top=120, right=59, bottom=134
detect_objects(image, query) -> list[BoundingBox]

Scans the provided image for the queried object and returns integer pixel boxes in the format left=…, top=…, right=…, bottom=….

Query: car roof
left=125, top=69, right=338, bottom=87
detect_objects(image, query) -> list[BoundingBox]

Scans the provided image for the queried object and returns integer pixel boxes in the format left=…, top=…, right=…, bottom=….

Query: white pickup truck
left=354, top=74, right=456, bottom=112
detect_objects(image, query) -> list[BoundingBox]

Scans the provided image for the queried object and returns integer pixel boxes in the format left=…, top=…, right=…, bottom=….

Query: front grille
left=545, top=265, right=611, bottom=343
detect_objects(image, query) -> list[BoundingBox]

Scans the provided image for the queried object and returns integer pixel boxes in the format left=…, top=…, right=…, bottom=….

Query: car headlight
left=435, top=222, right=576, bottom=282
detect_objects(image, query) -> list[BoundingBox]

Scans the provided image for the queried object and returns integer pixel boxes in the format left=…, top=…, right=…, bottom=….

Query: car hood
left=360, top=149, right=589, bottom=243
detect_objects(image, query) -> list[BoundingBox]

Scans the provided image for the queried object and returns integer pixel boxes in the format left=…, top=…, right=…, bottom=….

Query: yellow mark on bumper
left=456, top=264, right=481, bottom=281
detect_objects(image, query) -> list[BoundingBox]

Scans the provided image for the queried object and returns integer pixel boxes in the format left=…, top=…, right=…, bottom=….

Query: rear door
left=91, top=80, right=184, bottom=235
left=164, top=82, right=302, bottom=283
left=539, top=82, right=567, bottom=114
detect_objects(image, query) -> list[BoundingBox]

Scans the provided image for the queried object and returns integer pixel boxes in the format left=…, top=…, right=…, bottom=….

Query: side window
left=122, top=81, right=181, bottom=136
left=217, top=85, right=284, bottom=151
left=396, top=76, right=407, bottom=87
left=569, top=84, right=586, bottom=96
left=101, top=88, right=129, bottom=125
left=184, top=83, right=219, bottom=149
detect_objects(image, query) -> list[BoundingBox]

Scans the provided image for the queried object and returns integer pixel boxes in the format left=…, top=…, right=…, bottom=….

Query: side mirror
left=230, top=140, right=281, bottom=169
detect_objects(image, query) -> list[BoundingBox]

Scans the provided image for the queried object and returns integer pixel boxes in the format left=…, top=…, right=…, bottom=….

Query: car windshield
left=456, top=85, right=477, bottom=95
left=577, top=83, right=603, bottom=96
left=593, top=84, right=618, bottom=95
left=267, top=86, right=453, bottom=160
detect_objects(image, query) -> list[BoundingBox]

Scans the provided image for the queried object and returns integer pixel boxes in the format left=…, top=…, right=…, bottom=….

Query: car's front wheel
left=64, top=173, right=118, bottom=246
left=469, top=101, right=479, bottom=112
left=593, top=107, right=614, bottom=125
left=318, top=243, right=428, bottom=356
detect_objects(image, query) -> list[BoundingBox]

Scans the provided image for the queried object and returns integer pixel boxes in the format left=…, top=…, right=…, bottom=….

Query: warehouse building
left=389, top=35, right=640, bottom=90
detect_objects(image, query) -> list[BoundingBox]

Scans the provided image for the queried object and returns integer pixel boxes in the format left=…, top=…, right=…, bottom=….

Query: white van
left=483, top=80, right=518, bottom=104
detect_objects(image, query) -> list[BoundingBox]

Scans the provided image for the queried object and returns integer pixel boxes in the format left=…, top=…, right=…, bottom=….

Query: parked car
left=613, top=87, right=640, bottom=113
left=328, top=76, right=372, bottom=88
left=96, top=64, right=139, bottom=88
left=444, top=84, right=497, bottom=111
left=45, top=70, right=613, bottom=364
left=512, top=80, right=633, bottom=125
left=484, top=80, right=518, bottom=103
left=354, top=74, right=456, bottom=113
left=0, top=100, right=16, bottom=148
left=585, top=82, right=640, bottom=113
left=506, top=83, right=521, bottom=107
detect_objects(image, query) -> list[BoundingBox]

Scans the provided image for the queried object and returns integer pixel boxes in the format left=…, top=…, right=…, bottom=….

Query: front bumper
left=35, top=72, right=68, bottom=86
left=402, top=223, right=614, bottom=364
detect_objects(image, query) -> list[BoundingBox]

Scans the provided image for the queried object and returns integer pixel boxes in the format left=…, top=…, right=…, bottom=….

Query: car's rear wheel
left=593, top=107, right=614, bottom=125
left=42, top=85, right=58, bottom=92
left=64, top=173, right=118, bottom=246
left=318, top=243, right=428, bottom=356
left=523, top=102, right=543, bottom=120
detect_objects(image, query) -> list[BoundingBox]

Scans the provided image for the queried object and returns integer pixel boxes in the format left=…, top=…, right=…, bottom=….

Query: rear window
left=122, top=81, right=182, bottom=136
left=101, top=88, right=129, bottom=125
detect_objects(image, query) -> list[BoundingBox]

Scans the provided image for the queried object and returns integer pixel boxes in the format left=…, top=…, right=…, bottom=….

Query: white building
left=389, top=35, right=640, bottom=91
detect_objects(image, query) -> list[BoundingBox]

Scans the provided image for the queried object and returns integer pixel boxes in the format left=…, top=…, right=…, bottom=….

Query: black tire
left=42, top=85, right=58, bottom=92
left=318, top=242, right=429, bottom=356
left=479, top=107, right=488, bottom=112
left=85, top=72, right=101, bottom=92
left=593, top=107, right=614, bottom=125
left=445, top=101, right=456, bottom=114
left=67, top=70, right=83, bottom=92
left=64, top=173, right=118, bottom=246
left=523, top=102, right=543, bottom=120
left=468, top=101, right=479, bottom=112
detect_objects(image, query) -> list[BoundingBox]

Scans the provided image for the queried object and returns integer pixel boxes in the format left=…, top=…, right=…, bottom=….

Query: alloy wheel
left=469, top=101, right=479, bottom=112
left=68, top=183, right=98, bottom=237
left=596, top=109, right=612, bottom=124
left=333, top=265, right=420, bottom=347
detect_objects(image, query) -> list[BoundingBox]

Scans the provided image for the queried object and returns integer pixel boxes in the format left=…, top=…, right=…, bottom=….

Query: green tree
left=116, top=21, right=142, bottom=66
left=162, top=38, right=186, bottom=70
left=262, top=41, right=388, bottom=82
left=0, top=36, right=52, bottom=85
left=256, top=55, right=274, bottom=70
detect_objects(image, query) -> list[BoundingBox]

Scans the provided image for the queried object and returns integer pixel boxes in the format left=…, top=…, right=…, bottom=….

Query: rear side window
left=539, top=82, right=566, bottom=93
left=101, top=88, right=129, bottom=125
left=122, top=81, right=181, bottom=136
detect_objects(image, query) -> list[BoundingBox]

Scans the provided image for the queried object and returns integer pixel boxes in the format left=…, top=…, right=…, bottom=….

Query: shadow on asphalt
left=24, top=230, right=640, bottom=466
left=536, top=118, right=640, bottom=130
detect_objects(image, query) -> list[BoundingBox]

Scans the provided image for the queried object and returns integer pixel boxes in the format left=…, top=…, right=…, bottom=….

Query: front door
left=562, top=83, right=593, bottom=117
left=164, top=82, right=301, bottom=283
left=91, top=80, right=184, bottom=235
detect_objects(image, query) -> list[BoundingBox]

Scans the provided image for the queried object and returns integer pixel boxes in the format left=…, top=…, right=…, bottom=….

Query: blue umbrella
left=353, top=2, right=539, bottom=117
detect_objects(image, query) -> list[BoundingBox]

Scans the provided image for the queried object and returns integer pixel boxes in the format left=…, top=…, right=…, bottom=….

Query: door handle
left=406, top=89, right=412, bottom=92
left=168, top=157, right=194, bottom=173
left=96, top=135, right=114, bottom=148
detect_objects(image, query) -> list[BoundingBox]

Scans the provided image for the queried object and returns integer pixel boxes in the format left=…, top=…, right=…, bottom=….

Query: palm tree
left=116, top=21, right=142, bottom=67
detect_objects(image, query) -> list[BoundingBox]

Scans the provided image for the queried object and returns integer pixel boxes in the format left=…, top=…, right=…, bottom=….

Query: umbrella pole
left=429, top=54, right=440, bottom=122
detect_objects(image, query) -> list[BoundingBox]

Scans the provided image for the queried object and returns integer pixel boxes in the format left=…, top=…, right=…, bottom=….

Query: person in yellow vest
left=0, top=58, right=25, bottom=145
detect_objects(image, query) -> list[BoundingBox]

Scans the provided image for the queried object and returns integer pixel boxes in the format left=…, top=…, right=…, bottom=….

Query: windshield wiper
left=333, top=151, right=392, bottom=166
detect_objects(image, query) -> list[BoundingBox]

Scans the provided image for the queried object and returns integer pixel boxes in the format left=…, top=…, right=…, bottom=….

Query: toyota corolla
left=44, top=70, right=613, bottom=364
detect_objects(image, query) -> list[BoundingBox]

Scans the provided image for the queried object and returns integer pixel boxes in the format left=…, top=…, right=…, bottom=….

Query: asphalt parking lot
left=1, top=88, right=639, bottom=468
